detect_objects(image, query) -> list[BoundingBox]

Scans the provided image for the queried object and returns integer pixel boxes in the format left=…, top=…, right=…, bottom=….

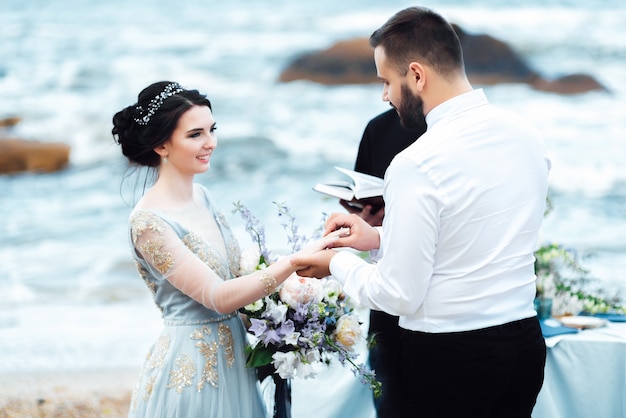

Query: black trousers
left=397, top=317, right=546, bottom=418
left=368, top=310, right=404, bottom=418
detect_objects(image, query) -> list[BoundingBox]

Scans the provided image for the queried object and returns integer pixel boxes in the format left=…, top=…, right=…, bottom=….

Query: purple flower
left=232, top=202, right=275, bottom=264
left=249, top=318, right=268, bottom=337
left=275, top=202, right=306, bottom=253
left=279, top=319, right=300, bottom=346
left=260, top=329, right=282, bottom=347
left=292, top=303, right=310, bottom=323
left=279, top=319, right=295, bottom=336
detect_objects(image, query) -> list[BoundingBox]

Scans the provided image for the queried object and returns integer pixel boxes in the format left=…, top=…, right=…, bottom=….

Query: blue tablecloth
left=580, top=312, right=626, bottom=322
left=539, top=318, right=579, bottom=337
left=532, top=322, right=626, bottom=418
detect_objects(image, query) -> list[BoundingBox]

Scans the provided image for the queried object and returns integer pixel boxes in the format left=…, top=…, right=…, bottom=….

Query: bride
left=112, top=80, right=341, bottom=417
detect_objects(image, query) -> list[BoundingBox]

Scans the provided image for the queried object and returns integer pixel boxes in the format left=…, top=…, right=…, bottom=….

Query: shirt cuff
left=369, top=226, right=384, bottom=261
left=329, top=250, right=364, bottom=285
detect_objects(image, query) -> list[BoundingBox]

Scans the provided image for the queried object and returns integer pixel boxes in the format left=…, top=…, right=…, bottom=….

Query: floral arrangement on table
left=233, top=201, right=382, bottom=398
left=534, top=241, right=626, bottom=315
left=534, top=196, right=625, bottom=316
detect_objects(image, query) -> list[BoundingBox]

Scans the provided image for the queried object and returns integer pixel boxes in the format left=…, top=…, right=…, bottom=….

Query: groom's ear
left=407, top=62, right=426, bottom=92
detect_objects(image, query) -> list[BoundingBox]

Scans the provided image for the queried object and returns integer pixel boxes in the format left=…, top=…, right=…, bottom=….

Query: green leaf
left=246, top=345, right=276, bottom=368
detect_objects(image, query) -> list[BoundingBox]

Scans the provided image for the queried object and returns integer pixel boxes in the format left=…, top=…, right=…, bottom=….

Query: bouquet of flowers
left=233, top=201, right=382, bottom=398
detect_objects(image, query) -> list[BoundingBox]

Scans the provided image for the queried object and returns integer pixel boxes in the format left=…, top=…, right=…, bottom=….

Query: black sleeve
left=354, top=109, right=426, bottom=179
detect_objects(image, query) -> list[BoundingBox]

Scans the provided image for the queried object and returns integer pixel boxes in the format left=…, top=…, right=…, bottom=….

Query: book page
left=335, top=167, right=383, bottom=199
left=313, top=181, right=355, bottom=201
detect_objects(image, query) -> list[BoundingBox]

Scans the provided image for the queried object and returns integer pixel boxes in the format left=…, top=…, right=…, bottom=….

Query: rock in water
left=0, top=139, right=71, bottom=174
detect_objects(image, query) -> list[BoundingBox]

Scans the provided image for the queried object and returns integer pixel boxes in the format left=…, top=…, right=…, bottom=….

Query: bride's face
left=162, top=105, right=217, bottom=174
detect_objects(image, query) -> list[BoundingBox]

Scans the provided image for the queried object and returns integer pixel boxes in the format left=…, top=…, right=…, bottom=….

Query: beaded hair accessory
left=133, top=82, right=184, bottom=126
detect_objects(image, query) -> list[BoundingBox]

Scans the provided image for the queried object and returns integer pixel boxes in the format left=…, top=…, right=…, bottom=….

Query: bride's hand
left=289, top=228, right=349, bottom=277
left=297, top=227, right=349, bottom=255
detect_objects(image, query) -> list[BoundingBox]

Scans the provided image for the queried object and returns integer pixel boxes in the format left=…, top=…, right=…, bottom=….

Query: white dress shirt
left=330, top=89, right=551, bottom=333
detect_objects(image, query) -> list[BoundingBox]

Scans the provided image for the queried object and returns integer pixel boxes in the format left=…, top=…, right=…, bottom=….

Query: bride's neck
left=153, top=172, right=196, bottom=205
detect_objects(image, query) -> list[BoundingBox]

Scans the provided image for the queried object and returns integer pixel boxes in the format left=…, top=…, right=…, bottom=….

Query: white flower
left=297, top=363, right=315, bottom=379
left=244, top=298, right=264, bottom=312
left=272, top=351, right=299, bottom=379
left=322, top=278, right=342, bottom=305
left=295, top=349, right=321, bottom=379
left=240, top=246, right=262, bottom=275
left=283, top=330, right=301, bottom=347
left=265, top=297, right=288, bottom=324
left=334, top=314, right=362, bottom=351
left=279, top=273, right=323, bottom=309
left=303, top=348, right=320, bottom=365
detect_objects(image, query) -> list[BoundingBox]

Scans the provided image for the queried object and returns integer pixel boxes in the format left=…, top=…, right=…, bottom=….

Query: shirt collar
left=425, top=89, right=488, bottom=128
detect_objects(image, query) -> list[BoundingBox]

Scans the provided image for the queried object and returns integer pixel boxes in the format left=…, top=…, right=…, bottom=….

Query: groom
left=341, top=108, right=425, bottom=418
left=295, top=6, right=550, bottom=418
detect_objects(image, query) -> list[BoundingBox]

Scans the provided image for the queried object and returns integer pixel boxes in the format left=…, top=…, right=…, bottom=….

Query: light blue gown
left=126, top=186, right=266, bottom=418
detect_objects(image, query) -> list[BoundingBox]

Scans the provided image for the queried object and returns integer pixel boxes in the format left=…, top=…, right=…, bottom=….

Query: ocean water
left=1, top=0, right=625, bottom=373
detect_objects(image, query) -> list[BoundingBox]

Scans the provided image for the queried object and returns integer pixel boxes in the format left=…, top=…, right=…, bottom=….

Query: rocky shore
left=278, top=24, right=607, bottom=95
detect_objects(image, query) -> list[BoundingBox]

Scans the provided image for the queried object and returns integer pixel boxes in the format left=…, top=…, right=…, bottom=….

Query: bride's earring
left=163, top=156, right=168, bottom=164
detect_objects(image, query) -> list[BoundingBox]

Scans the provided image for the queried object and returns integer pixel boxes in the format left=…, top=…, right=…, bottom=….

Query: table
left=532, top=322, right=626, bottom=418
left=289, top=317, right=626, bottom=418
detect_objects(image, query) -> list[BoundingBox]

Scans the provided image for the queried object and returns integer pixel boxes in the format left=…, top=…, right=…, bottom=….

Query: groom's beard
left=397, top=82, right=425, bottom=130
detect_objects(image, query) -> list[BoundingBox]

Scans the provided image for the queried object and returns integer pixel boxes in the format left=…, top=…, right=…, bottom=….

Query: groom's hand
left=289, top=229, right=347, bottom=277
left=292, top=249, right=336, bottom=278
left=324, top=213, right=380, bottom=251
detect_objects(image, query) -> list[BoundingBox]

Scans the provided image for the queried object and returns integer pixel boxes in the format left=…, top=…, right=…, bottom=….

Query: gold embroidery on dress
left=131, top=211, right=166, bottom=242
left=143, top=375, right=156, bottom=401
left=213, top=210, right=241, bottom=279
left=131, top=211, right=174, bottom=274
left=140, top=237, right=174, bottom=274
left=135, top=260, right=148, bottom=279
left=148, top=334, right=171, bottom=370
left=130, top=379, right=140, bottom=411
left=227, top=237, right=241, bottom=279
left=192, top=326, right=219, bottom=391
left=134, top=238, right=163, bottom=312
left=219, top=323, right=235, bottom=367
left=136, top=261, right=157, bottom=295
left=135, top=261, right=163, bottom=312
left=191, top=326, right=210, bottom=340
left=183, top=233, right=210, bottom=262
left=131, top=344, right=157, bottom=411
left=167, top=353, right=196, bottom=394
left=183, top=232, right=228, bottom=280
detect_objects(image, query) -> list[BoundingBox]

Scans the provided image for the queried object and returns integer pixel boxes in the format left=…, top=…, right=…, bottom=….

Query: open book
left=313, top=167, right=384, bottom=211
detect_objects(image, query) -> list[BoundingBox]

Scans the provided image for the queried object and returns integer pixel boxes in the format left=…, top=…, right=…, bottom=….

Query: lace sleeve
left=130, top=210, right=226, bottom=311
left=129, top=210, right=336, bottom=314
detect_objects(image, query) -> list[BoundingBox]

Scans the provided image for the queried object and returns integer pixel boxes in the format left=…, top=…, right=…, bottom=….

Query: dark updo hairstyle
left=112, top=81, right=212, bottom=167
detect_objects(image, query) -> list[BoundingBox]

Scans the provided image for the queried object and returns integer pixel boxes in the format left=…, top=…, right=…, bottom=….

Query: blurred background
left=1, top=0, right=625, bottom=374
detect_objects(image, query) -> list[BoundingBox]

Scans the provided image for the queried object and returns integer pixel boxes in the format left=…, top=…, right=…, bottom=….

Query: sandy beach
left=0, top=369, right=138, bottom=418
